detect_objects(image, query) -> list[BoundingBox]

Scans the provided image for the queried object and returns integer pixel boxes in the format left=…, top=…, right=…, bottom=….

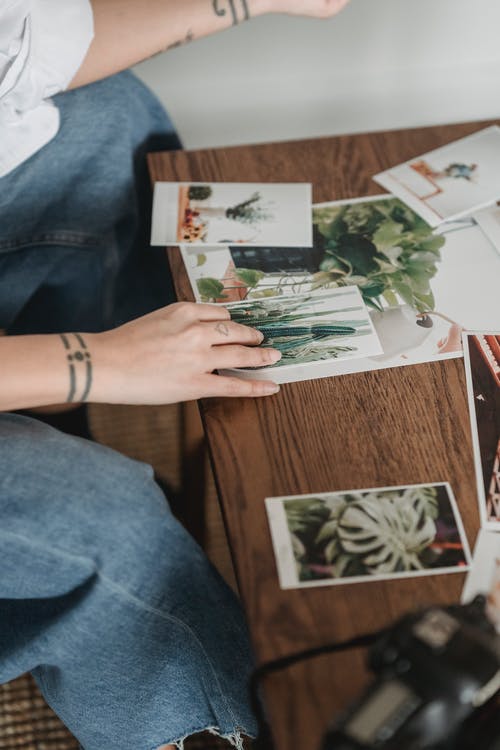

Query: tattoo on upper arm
left=166, top=29, right=194, bottom=51
left=212, top=0, right=250, bottom=26
left=60, top=333, right=93, bottom=403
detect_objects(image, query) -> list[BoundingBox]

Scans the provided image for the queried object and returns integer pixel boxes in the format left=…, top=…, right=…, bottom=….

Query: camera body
left=323, top=598, right=500, bottom=750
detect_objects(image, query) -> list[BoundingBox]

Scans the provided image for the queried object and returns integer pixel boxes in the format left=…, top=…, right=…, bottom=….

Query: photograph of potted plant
left=182, top=193, right=500, bottom=376
left=151, top=181, right=313, bottom=247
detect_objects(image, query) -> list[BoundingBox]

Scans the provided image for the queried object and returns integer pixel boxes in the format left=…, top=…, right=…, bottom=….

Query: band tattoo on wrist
left=60, top=333, right=93, bottom=403
left=212, top=0, right=250, bottom=26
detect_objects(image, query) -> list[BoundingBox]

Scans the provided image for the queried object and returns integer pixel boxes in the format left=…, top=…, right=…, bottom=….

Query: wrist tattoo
left=212, top=0, right=250, bottom=26
left=60, top=333, right=93, bottom=403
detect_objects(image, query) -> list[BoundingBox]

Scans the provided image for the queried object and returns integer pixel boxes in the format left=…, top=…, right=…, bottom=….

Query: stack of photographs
left=372, top=128, right=500, bottom=616
left=150, top=126, right=500, bottom=601
left=180, top=194, right=500, bottom=382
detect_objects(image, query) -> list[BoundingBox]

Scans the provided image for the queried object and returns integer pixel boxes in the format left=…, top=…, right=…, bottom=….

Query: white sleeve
left=0, top=0, right=94, bottom=178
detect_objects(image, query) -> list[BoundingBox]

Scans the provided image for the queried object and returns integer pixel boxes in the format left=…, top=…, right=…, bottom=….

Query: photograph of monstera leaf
left=265, top=483, right=470, bottom=589
left=182, top=194, right=500, bottom=376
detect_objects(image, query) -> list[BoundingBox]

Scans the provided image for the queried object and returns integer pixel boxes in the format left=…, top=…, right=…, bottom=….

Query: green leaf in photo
left=413, top=290, right=435, bottom=312
left=372, top=220, right=404, bottom=251
left=235, top=268, right=265, bottom=288
left=249, top=288, right=282, bottom=299
left=382, top=289, right=399, bottom=308
left=315, top=518, right=341, bottom=545
left=196, top=277, right=226, bottom=301
left=392, top=278, right=416, bottom=308
left=196, top=253, right=207, bottom=267
left=419, top=234, right=445, bottom=254
left=188, top=185, right=213, bottom=201
left=335, top=235, right=380, bottom=276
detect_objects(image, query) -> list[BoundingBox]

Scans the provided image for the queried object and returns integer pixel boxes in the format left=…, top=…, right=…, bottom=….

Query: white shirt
left=0, top=0, right=94, bottom=177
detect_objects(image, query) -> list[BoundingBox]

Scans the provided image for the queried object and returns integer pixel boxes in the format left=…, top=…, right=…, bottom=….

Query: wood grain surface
left=148, top=120, right=498, bottom=750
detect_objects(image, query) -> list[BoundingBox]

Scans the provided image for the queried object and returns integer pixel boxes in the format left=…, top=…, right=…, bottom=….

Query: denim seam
left=97, top=573, right=239, bottom=728
left=0, top=232, right=105, bottom=252
left=1, top=528, right=98, bottom=569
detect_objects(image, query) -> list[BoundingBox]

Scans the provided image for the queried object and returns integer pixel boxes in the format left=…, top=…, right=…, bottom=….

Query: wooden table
left=148, top=120, right=495, bottom=750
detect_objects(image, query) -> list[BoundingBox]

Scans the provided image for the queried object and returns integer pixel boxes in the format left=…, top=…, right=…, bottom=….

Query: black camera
left=322, top=597, right=500, bottom=750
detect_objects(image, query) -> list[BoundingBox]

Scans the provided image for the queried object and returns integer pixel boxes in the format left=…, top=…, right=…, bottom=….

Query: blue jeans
left=0, top=71, right=180, bottom=334
left=0, top=415, right=257, bottom=749
left=0, top=73, right=257, bottom=748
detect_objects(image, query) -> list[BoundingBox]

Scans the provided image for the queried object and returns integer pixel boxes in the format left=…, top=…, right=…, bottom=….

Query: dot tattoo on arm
left=60, top=333, right=93, bottom=403
left=212, top=0, right=250, bottom=26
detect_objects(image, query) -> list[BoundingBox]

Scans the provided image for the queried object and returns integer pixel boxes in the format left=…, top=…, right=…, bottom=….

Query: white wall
left=134, top=0, right=500, bottom=149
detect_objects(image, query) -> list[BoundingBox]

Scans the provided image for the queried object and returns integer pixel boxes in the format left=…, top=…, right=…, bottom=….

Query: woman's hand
left=263, top=0, right=351, bottom=18
left=93, top=302, right=281, bottom=404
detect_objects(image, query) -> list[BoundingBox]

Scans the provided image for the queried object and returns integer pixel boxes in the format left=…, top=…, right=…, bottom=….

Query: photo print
left=373, top=126, right=500, bottom=227
left=219, top=285, right=382, bottom=384
left=474, top=203, right=500, bottom=256
left=461, top=529, right=500, bottom=633
left=183, top=195, right=500, bottom=378
left=462, top=332, right=500, bottom=529
left=151, top=181, right=313, bottom=247
left=265, top=483, right=470, bottom=590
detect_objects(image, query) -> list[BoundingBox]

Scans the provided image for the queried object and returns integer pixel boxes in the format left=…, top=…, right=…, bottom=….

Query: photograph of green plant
left=183, top=194, right=500, bottom=380
left=266, top=483, right=470, bottom=588
left=225, top=287, right=382, bottom=369
left=312, top=196, right=444, bottom=312
left=182, top=195, right=444, bottom=312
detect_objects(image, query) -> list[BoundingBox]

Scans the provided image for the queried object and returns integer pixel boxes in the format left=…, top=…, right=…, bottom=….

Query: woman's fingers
left=211, top=344, right=281, bottom=370
left=193, top=303, right=231, bottom=322
left=202, top=373, right=281, bottom=399
left=208, top=320, right=264, bottom=347
left=166, top=301, right=230, bottom=324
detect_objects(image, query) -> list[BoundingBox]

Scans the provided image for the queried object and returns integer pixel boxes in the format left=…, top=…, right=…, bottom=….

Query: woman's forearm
left=0, top=333, right=100, bottom=411
left=70, top=0, right=270, bottom=88
left=0, top=303, right=281, bottom=411
left=69, top=0, right=350, bottom=88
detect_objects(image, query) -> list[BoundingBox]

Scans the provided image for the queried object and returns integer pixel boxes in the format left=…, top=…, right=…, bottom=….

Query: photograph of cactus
left=182, top=193, right=500, bottom=378
left=150, top=181, right=312, bottom=247
left=373, top=126, right=500, bottom=227
left=265, top=483, right=470, bottom=589
left=219, top=285, right=382, bottom=384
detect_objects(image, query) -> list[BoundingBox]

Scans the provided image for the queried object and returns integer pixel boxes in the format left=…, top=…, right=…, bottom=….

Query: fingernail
left=267, top=348, right=282, bottom=363
left=263, top=383, right=280, bottom=395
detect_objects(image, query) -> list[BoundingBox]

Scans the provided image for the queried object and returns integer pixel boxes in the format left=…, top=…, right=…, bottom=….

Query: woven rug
left=0, top=675, right=250, bottom=748
left=0, top=404, right=241, bottom=749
